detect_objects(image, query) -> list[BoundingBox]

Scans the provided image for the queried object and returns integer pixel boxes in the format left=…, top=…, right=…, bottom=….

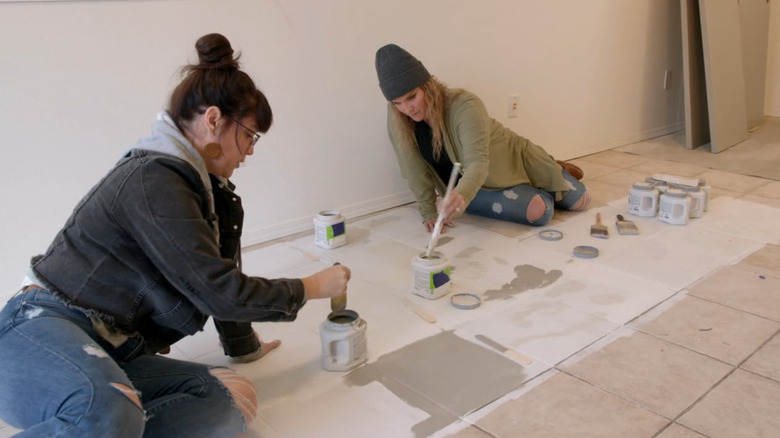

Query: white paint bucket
left=313, top=210, right=347, bottom=249
left=628, top=182, right=659, bottom=217
left=678, top=185, right=706, bottom=218
left=658, top=189, right=691, bottom=225
left=319, top=309, right=367, bottom=372
left=411, top=251, right=452, bottom=300
left=698, top=179, right=711, bottom=212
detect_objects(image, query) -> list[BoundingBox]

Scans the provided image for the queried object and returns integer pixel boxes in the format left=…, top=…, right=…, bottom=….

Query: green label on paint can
left=429, top=266, right=451, bottom=289
left=327, top=221, right=346, bottom=241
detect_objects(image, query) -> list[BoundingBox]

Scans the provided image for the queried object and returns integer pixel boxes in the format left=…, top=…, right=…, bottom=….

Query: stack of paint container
left=627, top=174, right=710, bottom=225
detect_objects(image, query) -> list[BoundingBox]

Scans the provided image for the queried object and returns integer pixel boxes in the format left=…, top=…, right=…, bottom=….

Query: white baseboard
left=241, top=191, right=416, bottom=247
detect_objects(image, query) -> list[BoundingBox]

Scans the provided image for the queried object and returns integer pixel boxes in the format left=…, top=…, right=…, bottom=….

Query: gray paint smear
left=435, top=236, right=455, bottom=247
left=484, top=264, right=562, bottom=302
left=545, top=280, right=625, bottom=306
left=455, top=246, right=483, bottom=259
left=367, top=215, right=402, bottom=228
left=345, top=330, right=526, bottom=438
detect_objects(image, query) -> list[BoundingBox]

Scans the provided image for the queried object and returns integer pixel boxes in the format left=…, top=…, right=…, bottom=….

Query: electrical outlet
left=663, top=70, right=672, bottom=90
left=508, top=94, right=520, bottom=118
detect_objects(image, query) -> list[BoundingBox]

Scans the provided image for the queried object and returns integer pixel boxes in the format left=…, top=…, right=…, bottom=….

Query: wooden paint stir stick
left=425, top=162, right=461, bottom=258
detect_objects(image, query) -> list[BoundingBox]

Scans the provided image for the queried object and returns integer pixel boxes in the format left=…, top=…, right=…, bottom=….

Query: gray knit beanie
left=375, top=44, right=431, bottom=101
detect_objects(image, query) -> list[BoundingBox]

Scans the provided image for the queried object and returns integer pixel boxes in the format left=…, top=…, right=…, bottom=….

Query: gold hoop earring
left=204, top=142, right=222, bottom=158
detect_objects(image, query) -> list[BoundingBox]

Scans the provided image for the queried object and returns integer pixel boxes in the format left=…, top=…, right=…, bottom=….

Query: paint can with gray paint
left=412, top=251, right=452, bottom=300
left=313, top=210, right=347, bottom=249
left=319, top=309, right=367, bottom=371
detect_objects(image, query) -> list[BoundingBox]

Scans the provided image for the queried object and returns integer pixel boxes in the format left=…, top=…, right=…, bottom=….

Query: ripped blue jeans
left=0, top=287, right=246, bottom=438
left=466, top=168, right=587, bottom=226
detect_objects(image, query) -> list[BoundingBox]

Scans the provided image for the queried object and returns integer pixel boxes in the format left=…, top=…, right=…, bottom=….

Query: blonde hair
left=389, top=76, right=451, bottom=160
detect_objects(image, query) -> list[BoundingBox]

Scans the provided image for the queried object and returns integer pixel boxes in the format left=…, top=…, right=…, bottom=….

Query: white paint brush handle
left=425, top=162, right=461, bottom=257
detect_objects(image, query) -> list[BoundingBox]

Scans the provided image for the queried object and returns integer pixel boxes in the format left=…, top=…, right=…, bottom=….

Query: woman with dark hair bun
left=0, top=33, right=349, bottom=437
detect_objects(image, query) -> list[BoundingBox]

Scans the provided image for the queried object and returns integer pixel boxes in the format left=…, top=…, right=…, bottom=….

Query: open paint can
left=313, top=210, right=347, bottom=249
left=411, top=251, right=452, bottom=300
left=319, top=309, right=367, bottom=372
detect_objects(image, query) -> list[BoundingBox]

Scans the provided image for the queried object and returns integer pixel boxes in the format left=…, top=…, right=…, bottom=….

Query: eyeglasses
left=232, top=119, right=262, bottom=148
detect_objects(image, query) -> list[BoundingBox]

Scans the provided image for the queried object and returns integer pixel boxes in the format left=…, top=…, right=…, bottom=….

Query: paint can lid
left=663, top=188, right=688, bottom=198
left=450, top=293, right=482, bottom=310
left=632, top=182, right=656, bottom=191
left=573, top=245, right=599, bottom=258
left=538, top=229, right=564, bottom=241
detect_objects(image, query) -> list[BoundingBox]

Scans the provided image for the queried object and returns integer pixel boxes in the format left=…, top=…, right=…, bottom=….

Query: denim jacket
left=210, top=174, right=263, bottom=358
left=30, top=114, right=306, bottom=354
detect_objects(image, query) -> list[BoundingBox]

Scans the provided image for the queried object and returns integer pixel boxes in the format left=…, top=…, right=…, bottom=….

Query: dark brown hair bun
left=195, top=33, right=240, bottom=70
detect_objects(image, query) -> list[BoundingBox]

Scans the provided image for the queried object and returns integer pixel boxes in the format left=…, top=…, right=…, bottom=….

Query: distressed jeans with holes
left=465, top=168, right=588, bottom=226
left=0, top=288, right=247, bottom=438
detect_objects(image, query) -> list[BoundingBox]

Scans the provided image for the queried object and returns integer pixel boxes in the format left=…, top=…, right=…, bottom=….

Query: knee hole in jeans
left=526, top=195, right=548, bottom=222
left=210, top=368, right=258, bottom=425
left=570, top=191, right=591, bottom=211
left=110, top=383, right=143, bottom=410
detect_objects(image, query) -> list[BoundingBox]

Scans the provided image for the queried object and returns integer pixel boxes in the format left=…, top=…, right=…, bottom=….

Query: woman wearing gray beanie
left=375, top=43, right=590, bottom=232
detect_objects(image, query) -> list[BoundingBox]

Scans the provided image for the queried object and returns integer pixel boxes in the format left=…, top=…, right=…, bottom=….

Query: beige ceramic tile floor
left=2, top=122, right=780, bottom=437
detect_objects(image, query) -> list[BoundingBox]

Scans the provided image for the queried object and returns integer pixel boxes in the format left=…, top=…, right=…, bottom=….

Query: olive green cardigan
left=387, top=89, right=570, bottom=221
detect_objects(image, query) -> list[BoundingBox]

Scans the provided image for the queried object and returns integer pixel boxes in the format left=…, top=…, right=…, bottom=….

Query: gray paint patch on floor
left=455, top=246, right=483, bottom=258
left=344, top=330, right=526, bottom=438
left=494, top=256, right=508, bottom=265
left=367, top=215, right=402, bottom=228
left=484, top=264, right=562, bottom=301
left=435, top=236, right=455, bottom=247
left=343, top=225, right=372, bottom=245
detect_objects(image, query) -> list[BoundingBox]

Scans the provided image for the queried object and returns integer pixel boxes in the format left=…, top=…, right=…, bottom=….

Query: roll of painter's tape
left=450, top=293, right=482, bottom=310
left=573, top=245, right=599, bottom=258
left=538, top=230, right=563, bottom=241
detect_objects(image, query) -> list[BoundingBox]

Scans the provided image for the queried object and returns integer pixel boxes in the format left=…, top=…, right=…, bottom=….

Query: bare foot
left=259, top=339, right=282, bottom=358
left=229, top=339, right=282, bottom=364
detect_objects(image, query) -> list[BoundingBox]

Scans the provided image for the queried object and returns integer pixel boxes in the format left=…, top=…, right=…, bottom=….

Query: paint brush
left=615, top=214, right=639, bottom=235
left=426, top=162, right=461, bottom=258
left=590, top=212, right=609, bottom=239
left=330, top=262, right=346, bottom=311
left=475, top=334, right=532, bottom=365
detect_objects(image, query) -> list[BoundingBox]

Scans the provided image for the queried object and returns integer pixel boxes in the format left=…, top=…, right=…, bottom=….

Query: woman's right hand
left=301, top=264, right=351, bottom=300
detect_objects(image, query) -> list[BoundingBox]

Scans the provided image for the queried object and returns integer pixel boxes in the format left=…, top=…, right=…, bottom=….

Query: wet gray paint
left=545, top=280, right=625, bottom=305
left=343, top=226, right=371, bottom=245
left=435, top=236, right=455, bottom=247
left=367, top=215, right=402, bottom=228
left=345, top=330, right=526, bottom=438
left=493, top=256, right=508, bottom=265
left=455, top=246, right=483, bottom=259
left=483, top=264, right=562, bottom=302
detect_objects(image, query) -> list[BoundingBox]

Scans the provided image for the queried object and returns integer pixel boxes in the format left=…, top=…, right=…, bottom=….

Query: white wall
left=0, top=0, right=718, bottom=294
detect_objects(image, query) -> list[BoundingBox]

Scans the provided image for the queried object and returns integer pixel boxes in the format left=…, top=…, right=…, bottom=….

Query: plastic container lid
left=538, top=230, right=564, bottom=241
left=573, top=245, right=599, bottom=258
left=663, top=188, right=688, bottom=198
left=450, top=293, right=482, bottom=310
left=632, top=182, right=656, bottom=191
